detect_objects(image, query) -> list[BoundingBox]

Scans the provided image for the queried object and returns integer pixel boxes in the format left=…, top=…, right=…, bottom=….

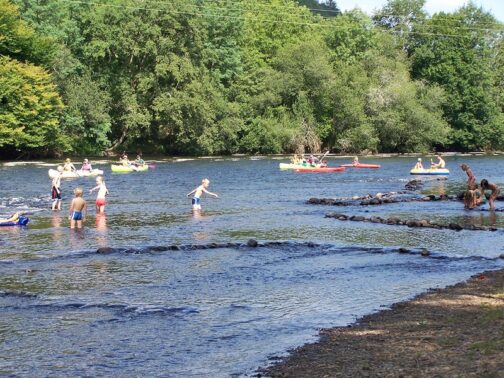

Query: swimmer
left=90, top=176, right=109, bottom=213
left=51, top=166, right=64, bottom=211
left=0, top=212, right=20, bottom=223
left=480, top=179, right=500, bottom=210
left=69, top=187, right=87, bottom=229
left=186, top=178, right=219, bottom=211
left=460, top=163, right=476, bottom=190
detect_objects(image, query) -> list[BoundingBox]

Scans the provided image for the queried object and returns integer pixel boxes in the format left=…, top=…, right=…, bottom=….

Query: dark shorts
left=52, top=186, right=61, bottom=200
left=71, top=211, right=82, bottom=221
left=192, top=197, right=201, bottom=205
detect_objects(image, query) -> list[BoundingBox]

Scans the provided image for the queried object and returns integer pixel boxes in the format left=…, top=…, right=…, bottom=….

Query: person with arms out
left=90, top=176, right=109, bottom=213
left=81, top=159, right=93, bottom=171
left=186, top=178, right=218, bottom=211
left=51, top=166, right=63, bottom=211
left=69, top=187, right=87, bottom=229
left=460, top=163, right=476, bottom=189
left=63, top=158, right=76, bottom=172
left=430, top=155, right=445, bottom=169
left=480, top=179, right=500, bottom=210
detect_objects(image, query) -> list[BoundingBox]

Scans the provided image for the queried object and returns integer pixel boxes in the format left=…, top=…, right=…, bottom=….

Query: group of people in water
left=461, top=164, right=500, bottom=210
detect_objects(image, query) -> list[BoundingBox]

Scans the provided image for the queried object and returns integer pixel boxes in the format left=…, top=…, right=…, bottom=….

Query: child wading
left=187, top=178, right=219, bottom=211
left=69, top=187, right=87, bottom=229
left=480, top=179, right=500, bottom=210
left=51, top=166, right=63, bottom=211
left=90, top=176, right=109, bottom=213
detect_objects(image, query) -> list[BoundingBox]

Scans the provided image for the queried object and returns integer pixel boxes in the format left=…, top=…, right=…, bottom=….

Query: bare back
left=71, top=197, right=87, bottom=211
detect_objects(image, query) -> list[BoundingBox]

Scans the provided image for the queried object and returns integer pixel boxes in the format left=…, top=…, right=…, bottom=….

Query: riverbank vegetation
left=1, top=0, right=504, bottom=157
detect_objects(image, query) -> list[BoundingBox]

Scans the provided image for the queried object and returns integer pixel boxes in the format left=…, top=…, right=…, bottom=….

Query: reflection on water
left=0, top=156, right=504, bottom=376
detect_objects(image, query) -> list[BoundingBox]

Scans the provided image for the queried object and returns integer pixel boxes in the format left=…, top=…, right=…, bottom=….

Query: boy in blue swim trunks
left=186, top=178, right=219, bottom=211
left=69, top=187, right=87, bottom=229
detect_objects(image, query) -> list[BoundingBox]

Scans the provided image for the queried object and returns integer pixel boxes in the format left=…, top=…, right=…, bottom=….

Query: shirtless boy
left=480, top=179, right=500, bottom=210
left=69, top=187, right=87, bottom=229
left=186, top=178, right=219, bottom=211
left=90, top=176, right=109, bottom=213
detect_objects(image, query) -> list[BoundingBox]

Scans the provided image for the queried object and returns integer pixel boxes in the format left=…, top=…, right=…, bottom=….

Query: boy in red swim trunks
left=90, top=176, right=109, bottom=213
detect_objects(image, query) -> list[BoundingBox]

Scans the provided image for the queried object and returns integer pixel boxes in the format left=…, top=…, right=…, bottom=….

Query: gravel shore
left=261, top=268, right=504, bottom=377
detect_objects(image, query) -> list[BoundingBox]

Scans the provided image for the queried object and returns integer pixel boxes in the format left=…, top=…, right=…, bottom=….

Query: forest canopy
left=1, top=0, right=504, bottom=157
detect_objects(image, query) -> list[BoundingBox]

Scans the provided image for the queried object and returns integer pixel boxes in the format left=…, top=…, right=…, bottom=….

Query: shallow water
left=1, top=156, right=503, bottom=376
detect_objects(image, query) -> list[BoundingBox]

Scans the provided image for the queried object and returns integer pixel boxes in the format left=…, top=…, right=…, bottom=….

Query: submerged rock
left=247, top=239, right=258, bottom=247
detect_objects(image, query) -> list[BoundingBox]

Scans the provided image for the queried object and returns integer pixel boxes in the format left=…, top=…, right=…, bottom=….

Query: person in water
left=90, top=175, right=109, bottom=213
left=51, top=166, right=63, bottom=211
left=120, top=154, right=130, bottom=167
left=63, top=158, right=76, bottom=172
left=352, top=156, right=359, bottom=165
left=186, top=178, right=219, bottom=211
left=430, top=155, right=446, bottom=169
left=0, top=212, right=20, bottom=223
left=460, top=163, right=476, bottom=190
left=480, top=179, right=500, bottom=210
left=463, top=185, right=483, bottom=209
left=69, top=187, right=87, bottom=229
left=81, top=158, right=93, bottom=171
left=414, top=158, right=423, bottom=170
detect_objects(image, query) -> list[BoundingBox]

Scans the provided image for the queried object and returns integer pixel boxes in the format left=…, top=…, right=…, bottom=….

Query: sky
left=336, top=0, right=504, bottom=22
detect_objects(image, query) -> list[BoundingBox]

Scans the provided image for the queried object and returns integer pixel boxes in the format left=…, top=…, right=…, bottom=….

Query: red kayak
left=340, top=163, right=381, bottom=169
left=294, top=167, right=345, bottom=173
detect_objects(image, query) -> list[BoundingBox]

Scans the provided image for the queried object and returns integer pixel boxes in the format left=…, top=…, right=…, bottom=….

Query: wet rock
left=247, top=239, right=258, bottom=247
left=360, top=200, right=370, bottom=206
left=448, top=223, right=463, bottom=231
left=398, top=248, right=410, bottom=254
left=499, top=254, right=504, bottom=259
left=307, top=197, right=321, bottom=204
left=420, top=248, right=430, bottom=257
left=406, top=220, right=421, bottom=228
left=421, top=196, right=431, bottom=201
left=369, top=198, right=381, bottom=205
left=419, top=220, right=430, bottom=227
left=386, top=217, right=401, bottom=225
left=349, top=215, right=365, bottom=221
left=369, top=216, right=383, bottom=223
left=96, top=247, right=115, bottom=254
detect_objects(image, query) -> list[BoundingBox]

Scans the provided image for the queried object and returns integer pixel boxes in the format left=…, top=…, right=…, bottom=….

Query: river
left=1, top=155, right=503, bottom=376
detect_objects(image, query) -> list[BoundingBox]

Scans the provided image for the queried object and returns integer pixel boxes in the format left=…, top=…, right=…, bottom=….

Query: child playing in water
left=69, top=187, right=87, bottom=229
left=51, top=166, right=63, bottom=211
left=480, top=179, right=500, bottom=210
left=0, top=212, right=20, bottom=223
left=460, top=163, right=476, bottom=189
left=90, top=176, right=109, bottom=213
left=463, top=185, right=483, bottom=209
left=186, top=178, right=219, bottom=211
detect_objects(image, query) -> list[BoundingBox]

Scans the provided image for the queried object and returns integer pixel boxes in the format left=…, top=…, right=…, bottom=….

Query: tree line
left=1, top=0, right=503, bottom=157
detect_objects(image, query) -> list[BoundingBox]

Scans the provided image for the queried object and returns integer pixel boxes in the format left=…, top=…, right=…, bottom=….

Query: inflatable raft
left=48, top=169, right=103, bottom=179
left=294, top=167, right=345, bottom=173
left=0, top=215, right=30, bottom=227
left=341, top=163, right=381, bottom=169
left=111, top=164, right=149, bottom=173
left=410, top=168, right=450, bottom=176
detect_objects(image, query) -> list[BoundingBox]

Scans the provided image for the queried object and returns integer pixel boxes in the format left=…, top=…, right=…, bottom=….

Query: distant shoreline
left=261, top=267, right=504, bottom=377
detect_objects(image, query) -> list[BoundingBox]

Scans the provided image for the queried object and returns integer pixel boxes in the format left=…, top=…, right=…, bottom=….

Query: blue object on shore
left=0, top=215, right=30, bottom=227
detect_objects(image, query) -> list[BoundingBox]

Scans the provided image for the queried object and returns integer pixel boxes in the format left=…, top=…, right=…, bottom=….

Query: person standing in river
left=480, top=179, right=500, bottom=210
left=461, top=163, right=476, bottom=189
left=51, top=166, right=63, bottom=211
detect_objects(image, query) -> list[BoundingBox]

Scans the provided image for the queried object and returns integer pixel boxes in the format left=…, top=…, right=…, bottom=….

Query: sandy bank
left=261, top=268, right=504, bottom=377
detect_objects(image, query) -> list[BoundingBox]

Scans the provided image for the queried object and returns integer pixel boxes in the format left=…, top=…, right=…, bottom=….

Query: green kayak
left=111, top=164, right=149, bottom=173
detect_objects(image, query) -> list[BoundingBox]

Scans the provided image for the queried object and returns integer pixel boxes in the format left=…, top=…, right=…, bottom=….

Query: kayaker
left=461, top=163, right=476, bottom=190
left=430, top=155, right=445, bottom=169
left=352, top=156, right=359, bottom=165
left=186, top=178, right=219, bottom=211
left=51, top=166, right=63, bottom=211
left=134, top=155, right=145, bottom=166
left=68, top=187, right=87, bottom=229
left=63, top=158, right=76, bottom=172
left=90, top=176, right=109, bottom=213
left=414, top=158, right=423, bottom=170
left=480, top=179, right=500, bottom=210
left=120, top=155, right=130, bottom=167
left=81, top=158, right=93, bottom=171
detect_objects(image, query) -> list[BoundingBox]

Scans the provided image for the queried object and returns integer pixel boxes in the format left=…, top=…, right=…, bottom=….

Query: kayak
left=294, top=167, right=345, bottom=173
left=341, top=163, right=381, bottom=169
left=0, top=215, right=29, bottom=227
left=48, top=169, right=104, bottom=179
left=410, top=168, right=450, bottom=176
left=279, top=163, right=320, bottom=170
left=111, top=164, right=149, bottom=173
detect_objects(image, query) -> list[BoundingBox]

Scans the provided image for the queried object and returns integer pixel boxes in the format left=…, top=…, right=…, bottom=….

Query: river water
left=1, top=155, right=503, bottom=376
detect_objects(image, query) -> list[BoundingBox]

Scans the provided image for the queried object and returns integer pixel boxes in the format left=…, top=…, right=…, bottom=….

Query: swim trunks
left=52, top=186, right=61, bottom=200
left=71, top=211, right=82, bottom=221
left=96, top=198, right=106, bottom=207
left=192, top=197, right=201, bottom=205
